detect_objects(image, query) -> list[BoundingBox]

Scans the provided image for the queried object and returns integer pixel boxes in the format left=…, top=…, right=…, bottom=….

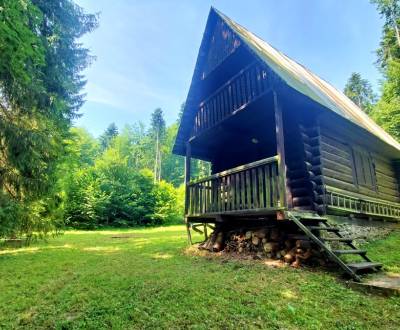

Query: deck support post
left=273, top=91, right=292, bottom=212
left=184, top=142, right=192, bottom=244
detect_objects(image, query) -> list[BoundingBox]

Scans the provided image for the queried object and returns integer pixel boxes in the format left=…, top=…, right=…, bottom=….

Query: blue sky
left=75, top=0, right=383, bottom=136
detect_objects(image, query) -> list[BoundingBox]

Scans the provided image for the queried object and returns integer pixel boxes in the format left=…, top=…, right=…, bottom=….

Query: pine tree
left=370, top=0, right=400, bottom=140
left=100, top=123, right=119, bottom=150
left=0, top=0, right=97, bottom=238
left=344, top=73, right=376, bottom=113
left=150, top=108, right=166, bottom=182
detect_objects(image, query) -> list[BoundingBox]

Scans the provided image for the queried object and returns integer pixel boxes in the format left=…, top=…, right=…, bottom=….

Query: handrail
left=199, top=61, right=257, bottom=107
left=188, top=155, right=279, bottom=185
left=325, top=185, right=400, bottom=207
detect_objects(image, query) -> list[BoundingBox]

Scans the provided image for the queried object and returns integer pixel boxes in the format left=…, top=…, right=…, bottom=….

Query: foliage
left=371, top=59, right=400, bottom=139
left=344, top=72, right=376, bottom=113
left=150, top=108, right=166, bottom=182
left=0, top=0, right=97, bottom=238
left=62, top=126, right=184, bottom=229
left=371, top=0, right=400, bottom=68
left=0, top=227, right=399, bottom=328
left=370, top=0, right=400, bottom=140
left=99, top=122, right=118, bottom=150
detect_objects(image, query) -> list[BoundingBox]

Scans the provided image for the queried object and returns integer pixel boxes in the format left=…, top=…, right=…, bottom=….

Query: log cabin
left=172, top=8, right=399, bottom=280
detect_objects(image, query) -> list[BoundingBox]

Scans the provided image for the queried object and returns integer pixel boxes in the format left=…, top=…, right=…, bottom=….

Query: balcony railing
left=192, top=61, right=272, bottom=137
left=325, top=186, right=400, bottom=219
left=186, top=156, right=282, bottom=216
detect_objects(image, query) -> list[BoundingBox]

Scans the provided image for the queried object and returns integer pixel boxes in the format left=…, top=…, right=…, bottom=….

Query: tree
left=370, top=0, right=400, bottom=140
left=344, top=73, right=376, bottom=113
left=149, top=108, right=166, bottom=182
left=371, top=0, right=400, bottom=68
left=99, top=123, right=119, bottom=150
left=0, top=0, right=98, bottom=238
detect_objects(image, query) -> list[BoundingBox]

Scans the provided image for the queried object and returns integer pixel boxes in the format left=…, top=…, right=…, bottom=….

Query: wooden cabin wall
left=283, top=110, right=317, bottom=211
left=372, top=153, right=400, bottom=202
left=318, top=124, right=400, bottom=203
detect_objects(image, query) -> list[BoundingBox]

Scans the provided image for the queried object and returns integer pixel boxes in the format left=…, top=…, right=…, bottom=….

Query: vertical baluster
left=208, top=101, right=212, bottom=128
left=223, top=89, right=229, bottom=117
left=227, top=85, right=233, bottom=115
left=193, top=185, right=197, bottom=214
left=238, top=75, right=243, bottom=107
left=265, top=164, right=271, bottom=207
left=218, top=177, right=223, bottom=212
left=256, top=65, right=264, bottom=93
left=224, top=176, right=229, bottom=211
left=262, top=67, right=269, bottom=91
left=188, top=186, right=192, bottom=214
left=246, top=169, right=252, bottom=209
left=206, top=180, right=210, bottom=213
left=219, top=90, right=225, bottom=120
left=200, top=106, right=205, bottom=130
left=252, top=168, right=258, bottom=209
left=240, top=171, right=246, bottom=210
left=258, top=166, right=264, bottom=208
left=245, top=69, right=252, bottom=103
left=205, top=105, right=209, bottom=130
left=249, top=65, right=256, bottom=98
left=251, top=65, right=259, bottom=97
left=212, top=97, right=216, bottom=123
left=232, top=80, right=237, bottom=111
left=235, top=173, right=240, bottom=211
left=272, top=162, right=279, bottom=207
left=223, top=176, right=228, bottom=211
left=230, top=174, right=235, bottom=211
left=217, top=93, right=221, bottom=123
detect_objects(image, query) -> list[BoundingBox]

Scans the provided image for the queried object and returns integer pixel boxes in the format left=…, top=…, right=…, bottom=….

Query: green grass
left=0, top=226, right=399, bottom=329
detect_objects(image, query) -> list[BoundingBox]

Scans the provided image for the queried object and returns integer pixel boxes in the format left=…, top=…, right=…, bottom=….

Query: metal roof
left=214, top=8, right=400, bottom=152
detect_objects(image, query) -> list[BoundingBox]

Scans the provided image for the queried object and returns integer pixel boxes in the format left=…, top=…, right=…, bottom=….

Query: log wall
left=319, top=126, right=400, bottom=204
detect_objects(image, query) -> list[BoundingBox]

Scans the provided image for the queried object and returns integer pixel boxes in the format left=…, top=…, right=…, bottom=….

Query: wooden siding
left=319, top=127, right=400, bottom=204
left=202, top=19, right=241, bottom=79
left=186, top=156, right=281, bottom=216
left=192, top=62, right=272, bottom=137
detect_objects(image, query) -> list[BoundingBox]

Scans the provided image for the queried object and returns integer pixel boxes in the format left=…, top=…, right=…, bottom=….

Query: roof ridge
left=212, top=7, right=400, bottom=152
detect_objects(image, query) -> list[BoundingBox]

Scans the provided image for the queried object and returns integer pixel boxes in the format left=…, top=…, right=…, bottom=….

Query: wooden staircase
left=288, top=212, right=382, bottom=282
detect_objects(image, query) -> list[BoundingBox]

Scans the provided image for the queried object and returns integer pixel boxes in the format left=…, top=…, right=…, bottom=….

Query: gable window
left=352, top=147, right=376, bottom=190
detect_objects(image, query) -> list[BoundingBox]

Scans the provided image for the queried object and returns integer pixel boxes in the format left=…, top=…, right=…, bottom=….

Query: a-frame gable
left=173, top=8, right=242, bottom=156
left=201, top=17, right=241, bottom=79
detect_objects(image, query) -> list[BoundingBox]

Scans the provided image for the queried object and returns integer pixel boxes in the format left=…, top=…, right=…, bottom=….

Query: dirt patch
left=185, top=244, right=287, bottom=268
left=348, top=273, right=400, bottom=296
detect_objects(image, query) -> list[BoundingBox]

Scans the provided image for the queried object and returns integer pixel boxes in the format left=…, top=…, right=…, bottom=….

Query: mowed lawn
left=0, top=226, right=399, bottom=329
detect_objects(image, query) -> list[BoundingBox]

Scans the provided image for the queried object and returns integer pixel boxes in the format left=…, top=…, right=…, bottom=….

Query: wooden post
left=185, top=142, right=192, bottom=245
left=273, top=91, right=292, bottom=210
left=184, top=142, right=192, bottom=216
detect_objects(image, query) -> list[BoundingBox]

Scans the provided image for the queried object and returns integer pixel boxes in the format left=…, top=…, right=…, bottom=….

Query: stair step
left=322, top=238, right=353, bottom=242
left=347, top=262, right=383, bottom=271
left=301, top=217, right=328, bottom=222
left=307, top=226, right=339, bottom=232
left=332, top=249, right=367, bottom=255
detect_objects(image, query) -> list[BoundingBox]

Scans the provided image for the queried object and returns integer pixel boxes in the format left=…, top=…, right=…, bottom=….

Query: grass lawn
left=0, top=226, right=399, bottom=329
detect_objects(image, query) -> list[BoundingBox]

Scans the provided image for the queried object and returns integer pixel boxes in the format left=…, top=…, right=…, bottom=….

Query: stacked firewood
left=199, top=226, right=327, bottom=268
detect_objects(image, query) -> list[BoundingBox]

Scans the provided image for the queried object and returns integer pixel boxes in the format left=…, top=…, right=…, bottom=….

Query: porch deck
left=186, top=156, right=284, bottom=218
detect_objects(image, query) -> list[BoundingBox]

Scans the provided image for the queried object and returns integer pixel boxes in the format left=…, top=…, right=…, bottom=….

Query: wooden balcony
left=186, top=156, right=283, bottom=217
left=192, top=61, right=272, bottom=137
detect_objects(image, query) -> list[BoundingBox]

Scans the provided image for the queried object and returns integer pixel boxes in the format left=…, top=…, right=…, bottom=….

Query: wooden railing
left=325, top=186, right=400, bottom=219
left=192, top=61, right=272, bottom=136
left=186, top=156, right=282, bottom=216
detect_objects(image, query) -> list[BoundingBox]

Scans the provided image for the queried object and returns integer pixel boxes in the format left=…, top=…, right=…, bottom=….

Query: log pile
left=199, top=225, right=328, bottom=268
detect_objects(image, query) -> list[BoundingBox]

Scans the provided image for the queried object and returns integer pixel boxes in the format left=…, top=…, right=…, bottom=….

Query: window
left=352, top=147, right=376, bottom=190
